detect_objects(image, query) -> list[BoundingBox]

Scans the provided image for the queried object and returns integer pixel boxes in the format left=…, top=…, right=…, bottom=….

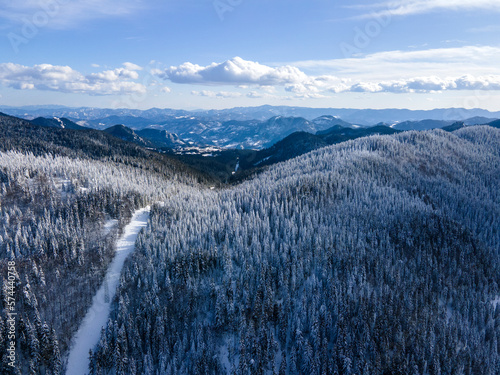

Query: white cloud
left=123, top=62, right=143, bottom=71
left=13, top=47, right=489, bottom=101
left=161, top=57, right=308, bottom=86
left=88, top=68, right=139, bottom=82
left=341, top=75, right=500, bottom=93
left=159, top=57, right=335, bottom=98
left=246, top=91, right=280, bottom=99
left=355, top=0, right=500, bottom=19
left=260, top=85, right=277, bottom=93
left=292, top=46, right=500, bottom=86
left=350, top=82, right=384, bottom=93
left=0, top=0, right=147, bottom=29
left=160, top=50, right=500, bottom=98
left=191, top=90, right=243, bottom=98
left=285, top=83, right=322, bottom=95
left=0, top=62, right=146, bottom=95
left=246, top=91, right=264, bottom=99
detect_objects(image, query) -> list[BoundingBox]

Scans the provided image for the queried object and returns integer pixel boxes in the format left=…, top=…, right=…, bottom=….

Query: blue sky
left=0, top=0, right=499, bottom=110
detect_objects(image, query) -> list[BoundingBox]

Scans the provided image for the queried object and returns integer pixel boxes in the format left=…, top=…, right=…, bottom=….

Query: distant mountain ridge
left=4, top=108, right=499, bottom=153
left=2, top=104, right=500, bottom=124
left=1, top=105, right=498, bottom=150
left=103, top=125, right=154, bottom=148
left=393, top=119, right=454, bottom=131
left=2, top=111, right=500, bottom=184
left=136, top=128, right=187, bottom=149
left=442, top=122, right=467, bottom=132
left=103, top=125, right=187, bottom=150
left=144, top=115, right=339, bottom=149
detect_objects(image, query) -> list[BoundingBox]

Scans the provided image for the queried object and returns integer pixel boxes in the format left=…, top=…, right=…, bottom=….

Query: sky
left=0, top=0, right=499, bottom=110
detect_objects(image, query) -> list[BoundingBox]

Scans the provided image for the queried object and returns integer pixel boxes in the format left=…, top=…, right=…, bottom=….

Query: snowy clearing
left=102, top=219, right=118, bottom=236
left=65, top=207, right=150, bottom=375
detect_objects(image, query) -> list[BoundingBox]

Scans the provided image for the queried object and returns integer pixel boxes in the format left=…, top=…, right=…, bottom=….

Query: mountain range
left=2, top=104, right=499, bottom=125
left=2, top=110, right=499, bottom=183
left=3, top=105, right=499, bottom=151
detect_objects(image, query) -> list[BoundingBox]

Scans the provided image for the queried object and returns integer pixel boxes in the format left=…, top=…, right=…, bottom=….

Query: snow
left=232, top=161, right=240, bottom=175
left=53, top=178, right=71, bottom=198
left=493, top=296, right=500, bottom=309
left=66, top=207, right=150, bottom=375
left=102, top=219, right=118, bottom=236
left=54, top=178, right=71, bottom=191
left=54, top=117, right=65, bottom=128
left=254, top=156, right=271, bottom=166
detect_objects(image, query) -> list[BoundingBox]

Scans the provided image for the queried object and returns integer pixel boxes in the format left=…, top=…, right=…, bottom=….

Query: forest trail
left=65, top=207, right=151, bottom=375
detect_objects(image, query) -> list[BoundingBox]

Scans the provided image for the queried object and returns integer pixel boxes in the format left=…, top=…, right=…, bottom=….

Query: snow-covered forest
left=0, top=116, right=204, bottom=374
left=1, top=118, right=499, bottom=374
left=89, top=127, right=499, bottom=374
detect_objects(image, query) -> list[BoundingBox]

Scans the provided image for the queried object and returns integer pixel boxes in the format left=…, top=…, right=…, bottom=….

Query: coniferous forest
left=1, top=113, right=499, bottom=374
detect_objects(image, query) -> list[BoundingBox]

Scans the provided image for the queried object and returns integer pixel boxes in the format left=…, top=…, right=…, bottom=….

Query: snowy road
left=65, top=206, right=150, bottom=375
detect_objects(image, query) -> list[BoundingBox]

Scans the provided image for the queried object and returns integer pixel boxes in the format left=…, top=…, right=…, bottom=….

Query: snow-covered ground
left=102, top=219, right=118, bottom=236
left=493, top=296, right=500, bottom=309
left=65, top=207, right=150, bottom=375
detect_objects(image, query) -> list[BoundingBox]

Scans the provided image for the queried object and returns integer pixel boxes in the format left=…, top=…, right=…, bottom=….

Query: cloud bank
left=0, top=62, right=146, bottom=95
left=2, top=47, right=499, bottom=100
left=161, top=57, right=308, bottom=86
left=348, top=75, right=500, bottom=93
left=192, top=90, right=243, bottom=98
left=158, top=53, right=500, bottom=98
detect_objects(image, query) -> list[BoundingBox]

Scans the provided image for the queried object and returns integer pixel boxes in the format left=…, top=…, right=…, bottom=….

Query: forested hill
left=0, top=112, right=214, bottom=186
left=90, top=126, right=500, bottom=374
left=0, top=112, right=211, bottom=374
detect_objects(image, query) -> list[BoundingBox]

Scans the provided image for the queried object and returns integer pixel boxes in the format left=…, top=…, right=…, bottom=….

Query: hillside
left=31, top=116, right=88, bottom=130
left=89, top=126, right=500, bottom=374
left=393, top=119, right=453, bottom=131
left=488, top=119, right=500, bottom=128
left=103, top=124, right=155, bottom=148
left=136, top=128, right=187, bottom=149
left=0, top=113, right=213, bottom=185
left=0, top=113, right=213, bottom=375
left=235, top=124, right=399, bottom=172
